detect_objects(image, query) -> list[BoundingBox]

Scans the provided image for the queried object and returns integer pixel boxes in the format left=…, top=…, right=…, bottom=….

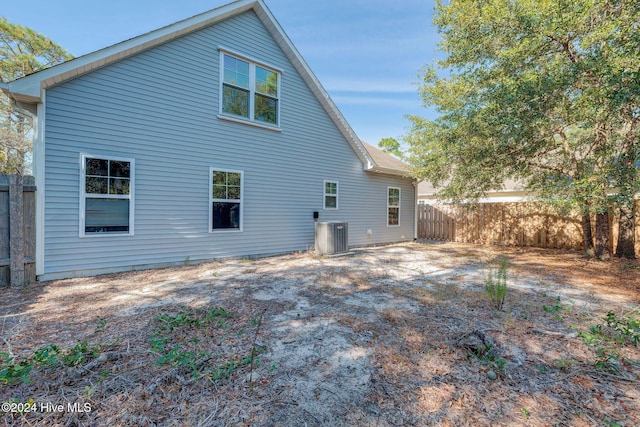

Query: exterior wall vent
left=315, top=222, right=348, bottom=255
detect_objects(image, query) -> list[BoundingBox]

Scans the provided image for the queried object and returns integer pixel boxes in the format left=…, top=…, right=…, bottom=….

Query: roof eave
left=2, top=0, right=375, bottom=167
left=365, top=165, right=412, bottom=178
left=4, top=0, right=257, bottom=102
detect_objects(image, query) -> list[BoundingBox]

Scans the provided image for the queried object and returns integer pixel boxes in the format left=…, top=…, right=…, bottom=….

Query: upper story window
left=80, top=155, right=134, bottom=236
left=387, top=187, right=400, bottom=227
left=220, top=51, right=280, bottom=126
left=323, top=180, right=338, bottom=210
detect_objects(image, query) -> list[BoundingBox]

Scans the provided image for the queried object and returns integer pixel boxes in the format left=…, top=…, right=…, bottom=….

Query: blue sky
left=3, top=0, right=442, bottom=148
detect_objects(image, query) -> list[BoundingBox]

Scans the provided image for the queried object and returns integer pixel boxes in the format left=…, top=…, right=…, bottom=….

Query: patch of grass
left=1, top=340, right=105, bottom=385
left=622, top=262, right=640, bottom=271
left=485, top=257, right=508, bottom=310
left=149, top=305, right=267, bottom=383
left=95, top=316, right=108, bottom=334
left=553, top=357, right=577, bottom=370
left=542, top=296, right=572, bottom=321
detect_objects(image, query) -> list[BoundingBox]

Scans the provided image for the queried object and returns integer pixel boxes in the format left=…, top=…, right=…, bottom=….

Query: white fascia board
left=364, top=166, right=411, bottom=177
left=5, top=0, right=257, bottom=102
left=5, top=0, right=376, bottom=170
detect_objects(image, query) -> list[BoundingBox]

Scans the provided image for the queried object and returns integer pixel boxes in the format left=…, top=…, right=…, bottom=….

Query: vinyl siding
left=42, top=11, right=414, bottom=279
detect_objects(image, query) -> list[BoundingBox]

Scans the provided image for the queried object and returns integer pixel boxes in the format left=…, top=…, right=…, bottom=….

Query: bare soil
left=1, top=241, right=639, bottom=426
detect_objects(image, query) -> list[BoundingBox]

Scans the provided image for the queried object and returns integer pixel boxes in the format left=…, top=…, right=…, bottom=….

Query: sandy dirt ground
left=1, top=241, right=639, bottom=426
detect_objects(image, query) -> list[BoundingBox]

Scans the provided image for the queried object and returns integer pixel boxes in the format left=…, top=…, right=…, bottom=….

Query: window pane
left=223, top=85, right=249, bottom=117
left=110, top=161, right=130, bottom=178
left=212, top=202, right=240, bottom=229
left=325, top=195, right=337, bottom=209
left=86, top=158, right=108, bottom=176
left=255, top=66, right=277, bottom=96
left=86, top=177, right=108, bottom=194
left=325, top=182, right=337, bottom=195
left=388, top=189, right=400, bottom=206
left=85, top=198, right=130, bottom=233
left=388, top=207, right=399, bottom=225
left=228, top=186, right=241, bottom=200
left=254, top=94, right=277, bottom=124
left=212, top=171, right=227, bottom=185
left=212, top=184, right=227, bottom=199
left=109, top=178, right=130, bottom=195
left=227, top=172, right=241, bottom=186
left=223, top=55, right=249, bottom=88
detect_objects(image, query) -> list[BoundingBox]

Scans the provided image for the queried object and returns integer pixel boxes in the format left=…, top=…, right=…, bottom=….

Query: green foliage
left=594, top=347, right=620, bottom=374
left=0, top=341, right=103, bottom=385
left=604, top=310, right=640, bottom=345
left=149, top=306, right=266, bottom=383
left=33, top=344, right=61, bottom=367
left=62, top=341, right=99, bottom=367
left=543, top=297, right=563, bottom=314
left=377, top=137, right=402, bottom=158
left=485, top=257, right=508, bottom=310
left=0, top=353, right=33, bottom=384
left=578, top=310, right=640, bottom=376
left=1, top=17, right=72, bottom=174
left=406, top=0, right=640, bottom=252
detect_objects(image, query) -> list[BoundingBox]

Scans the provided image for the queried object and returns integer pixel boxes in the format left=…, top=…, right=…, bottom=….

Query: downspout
left=413, top=179, right=418, bottom=241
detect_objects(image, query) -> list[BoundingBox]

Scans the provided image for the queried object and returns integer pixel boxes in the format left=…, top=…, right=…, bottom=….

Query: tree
left=0, top=17, right=72, bottom=174
left=378, top=137, right=402, bottom=158
left=406, top=0, right=640, bottom=259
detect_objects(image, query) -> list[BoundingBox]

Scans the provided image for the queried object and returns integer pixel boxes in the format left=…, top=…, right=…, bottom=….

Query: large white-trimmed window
left=220, top=51, right=280, bottom=126
left=210, top=168, right=243, bottom=232
left=80, top=155, right=134, bottom=236
left=323, top=180, right=338, bottom=210
left=387, top=187, right=400, bottom=227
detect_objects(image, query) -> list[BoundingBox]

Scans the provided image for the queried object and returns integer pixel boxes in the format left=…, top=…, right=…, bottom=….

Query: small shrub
left=485, top=257, right=508, bottom=310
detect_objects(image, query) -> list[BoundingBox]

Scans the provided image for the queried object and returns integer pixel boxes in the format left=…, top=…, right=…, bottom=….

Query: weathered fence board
left=418, top=202, right=640, bottom=257
left=0, top=175, right=36, bottom=286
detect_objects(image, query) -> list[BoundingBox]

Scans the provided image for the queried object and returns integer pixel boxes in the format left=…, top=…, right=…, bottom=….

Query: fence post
left=9, top=174, right=25, bottom=286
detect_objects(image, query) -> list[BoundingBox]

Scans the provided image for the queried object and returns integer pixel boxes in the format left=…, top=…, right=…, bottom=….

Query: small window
left=387, top=187, right=400, bottom=226
left=210, top=168, right=243, bottom=232
left=220, top=52, right=280, bottom=126
left=81, top=155, right=134, bottom=236
left=324, top=180, right=338, bottom=210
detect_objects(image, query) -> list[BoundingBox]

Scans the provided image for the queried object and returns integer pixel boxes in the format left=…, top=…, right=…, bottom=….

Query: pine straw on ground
left=1, top=241, right=639, bottom=426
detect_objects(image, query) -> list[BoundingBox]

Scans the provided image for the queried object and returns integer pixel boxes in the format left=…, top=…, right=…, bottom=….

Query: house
left=417, top=179, right=530, bottom=204
left=1, top=0, right=416, bottom=280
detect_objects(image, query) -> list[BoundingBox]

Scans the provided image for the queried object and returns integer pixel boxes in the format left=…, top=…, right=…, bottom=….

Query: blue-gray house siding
left=39, top=10, right=415, bottom=279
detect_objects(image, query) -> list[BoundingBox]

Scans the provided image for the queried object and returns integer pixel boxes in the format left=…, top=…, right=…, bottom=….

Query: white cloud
left=331, top=94, right=419, bottom=109
left=322, top=78, right=416, bottom=94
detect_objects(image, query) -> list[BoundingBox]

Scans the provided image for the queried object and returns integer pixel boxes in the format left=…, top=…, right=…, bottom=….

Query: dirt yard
left=1, top=241, right=639, bottom=426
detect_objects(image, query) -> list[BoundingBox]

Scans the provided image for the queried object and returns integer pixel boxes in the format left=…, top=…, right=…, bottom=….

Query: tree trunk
left=616, top=203, right=636, bottom=259
left=595, top=211, right=611, bottom=260
left=581, top=213, right=595, bottom=257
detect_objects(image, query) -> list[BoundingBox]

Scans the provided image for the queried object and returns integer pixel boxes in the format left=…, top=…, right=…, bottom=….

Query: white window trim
left=218, top=48, right=281, bottom=128
left=387, top=186, right=401, bottom=227
left=79, top=153, right=135, bottom=238
left=323, top=180, right=339, bottom=210
left=209, top=167, right=244, bottom=233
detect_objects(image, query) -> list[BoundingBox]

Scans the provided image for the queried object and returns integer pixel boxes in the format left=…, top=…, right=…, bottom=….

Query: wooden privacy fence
left=0, top=175, right=36, bottom=286
left=418, top=202, right=640, bottom=256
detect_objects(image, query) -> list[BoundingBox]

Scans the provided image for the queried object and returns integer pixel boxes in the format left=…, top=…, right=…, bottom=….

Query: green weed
left=485, top=257, right=508, bottom=310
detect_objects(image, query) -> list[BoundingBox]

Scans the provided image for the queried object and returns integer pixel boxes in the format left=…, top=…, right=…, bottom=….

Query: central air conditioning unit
left=315, top=222, right=348, bottom=255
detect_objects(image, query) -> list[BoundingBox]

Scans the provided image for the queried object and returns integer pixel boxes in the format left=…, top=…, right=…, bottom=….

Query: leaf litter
left=1, top=241, right=639, bottom=426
